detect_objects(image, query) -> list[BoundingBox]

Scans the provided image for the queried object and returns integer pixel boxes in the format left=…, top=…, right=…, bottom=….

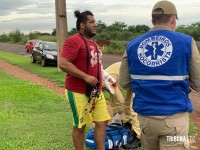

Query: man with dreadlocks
left=59, top=10, right=116, bottom=150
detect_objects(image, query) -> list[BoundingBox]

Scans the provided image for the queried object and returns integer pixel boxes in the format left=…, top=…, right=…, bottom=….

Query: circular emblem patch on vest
left=137, top=36, right=173, bottom=67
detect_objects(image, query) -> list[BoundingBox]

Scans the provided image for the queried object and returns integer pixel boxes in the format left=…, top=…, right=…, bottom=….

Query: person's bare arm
left=59, top=56, right=98, bottom=86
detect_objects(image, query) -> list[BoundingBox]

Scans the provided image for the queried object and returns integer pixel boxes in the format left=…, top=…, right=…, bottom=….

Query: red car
left=25, top=39, right=41, bottom=52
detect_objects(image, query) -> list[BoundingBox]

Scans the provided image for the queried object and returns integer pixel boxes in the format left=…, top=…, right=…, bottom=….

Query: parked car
left=31, top=41, right=57, bottom=67
left=25, top=39, right=41, bottom=52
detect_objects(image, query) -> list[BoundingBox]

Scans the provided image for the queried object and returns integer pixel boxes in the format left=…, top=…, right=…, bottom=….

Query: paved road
left=0, top=42, right=29, bottom=56
left=0, top=42, right=122, bottom=68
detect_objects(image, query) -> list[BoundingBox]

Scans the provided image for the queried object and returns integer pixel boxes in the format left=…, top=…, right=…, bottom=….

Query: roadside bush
left=20, top=36, right=29, bottom=44
left=103, top=41, right=126, bottom=54
left=27, top=31, right=56, bottom=42
left=8, top=29, right=23, bottom=43
left=0, top=33, right=11, bottom=42
left=28, top=31, right=39, bottom=40
left=37, top=35, right=56, bottom=42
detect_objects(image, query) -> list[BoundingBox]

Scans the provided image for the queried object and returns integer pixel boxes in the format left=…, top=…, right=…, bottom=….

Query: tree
left=96, top=20, right=107, bottom=33
left=127, top=25, right=136, bottom=32
left=106, top=21, right=127, bottom=32
left=135, top=25, right=150, bottom=33
left=9, top=29, right=23, bottom=42
left=68, top=28, right=77, bottom=36
left=52, top=28, right=56, bottom=36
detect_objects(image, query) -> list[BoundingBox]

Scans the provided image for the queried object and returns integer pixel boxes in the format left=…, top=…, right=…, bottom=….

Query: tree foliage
left=176, top=22, right=200, bottom=41
left=8, top=29, right=24, bottom=43
left=50, top=20, right=200, bottom=42
left=0, top=21, right=200, bottom=52
left=94, top=21, right=150, bottom=41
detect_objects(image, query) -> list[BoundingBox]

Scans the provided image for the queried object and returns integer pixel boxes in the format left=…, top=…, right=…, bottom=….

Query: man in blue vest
left=119, top=0, right=200, bottom=149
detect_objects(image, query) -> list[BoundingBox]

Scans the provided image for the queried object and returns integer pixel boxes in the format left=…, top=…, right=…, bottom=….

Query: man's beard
left=85, top=28, right=96, bottom=38
left=88, top=32, right=96, bottom=38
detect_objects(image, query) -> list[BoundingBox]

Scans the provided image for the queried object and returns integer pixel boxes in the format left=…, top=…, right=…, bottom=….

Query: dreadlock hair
left=74, top=10, right=93, bottom=31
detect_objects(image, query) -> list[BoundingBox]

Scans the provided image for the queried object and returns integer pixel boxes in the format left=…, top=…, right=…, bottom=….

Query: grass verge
left=0, top=50, right=65, bottom=87
left=0, top=70, right=75, bottom=149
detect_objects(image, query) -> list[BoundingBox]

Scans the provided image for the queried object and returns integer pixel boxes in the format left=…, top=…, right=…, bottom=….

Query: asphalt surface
left=0, top=42, right=122, bottom=68
left=0, top=42, right=29, bottom=56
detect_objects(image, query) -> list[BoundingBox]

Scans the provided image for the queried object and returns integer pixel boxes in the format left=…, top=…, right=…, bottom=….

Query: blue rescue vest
left=126, top=30, right=193, bottom=116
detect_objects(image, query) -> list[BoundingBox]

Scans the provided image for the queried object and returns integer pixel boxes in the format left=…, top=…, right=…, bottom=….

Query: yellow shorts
left=65, top=90, right=111, bottom=128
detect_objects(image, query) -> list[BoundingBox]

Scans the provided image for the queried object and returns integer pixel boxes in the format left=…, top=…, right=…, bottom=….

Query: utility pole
left=55, top=0, right=68, bottom=72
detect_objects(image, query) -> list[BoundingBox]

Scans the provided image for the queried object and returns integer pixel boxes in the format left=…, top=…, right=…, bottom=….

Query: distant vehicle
left=25, top=39, right=41, bottom=52
left=31, top=41, right=57, bottom=67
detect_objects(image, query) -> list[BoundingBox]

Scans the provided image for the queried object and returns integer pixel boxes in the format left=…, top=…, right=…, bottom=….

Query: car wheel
left=25, top=47, right=29, bottom=52
left=31, top=55, right=36, bottom=63
left=41, top=58, right=46, bottom=67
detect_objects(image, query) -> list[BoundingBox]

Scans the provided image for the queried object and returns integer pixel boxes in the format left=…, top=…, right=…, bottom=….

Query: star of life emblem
left=137, top=36, right=173, bottom=67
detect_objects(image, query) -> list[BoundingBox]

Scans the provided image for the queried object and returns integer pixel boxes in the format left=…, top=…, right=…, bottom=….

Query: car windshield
left=43, top=42, right=57, bottom=51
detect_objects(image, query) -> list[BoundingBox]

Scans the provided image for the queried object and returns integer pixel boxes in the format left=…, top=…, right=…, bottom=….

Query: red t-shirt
left=61, top=33, right=103, bottom=94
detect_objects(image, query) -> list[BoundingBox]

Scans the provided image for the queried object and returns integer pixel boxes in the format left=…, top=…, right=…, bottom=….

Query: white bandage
left=102, top=69, right=109, bottom=81
left=102, top=69, right=116, bottom=94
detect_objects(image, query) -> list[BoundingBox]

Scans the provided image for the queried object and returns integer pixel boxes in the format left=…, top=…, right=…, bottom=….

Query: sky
left=0, top=0, right=200, bottom=34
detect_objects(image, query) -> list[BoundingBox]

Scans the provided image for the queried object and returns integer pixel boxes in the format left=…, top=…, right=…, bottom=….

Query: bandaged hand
left=102, top=69, right=117, bottom=94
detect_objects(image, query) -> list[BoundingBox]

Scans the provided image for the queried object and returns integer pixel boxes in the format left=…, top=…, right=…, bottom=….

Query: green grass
left=0, top=70, right=75, bottom=149
left=0, top=50, right=65, bottom=87
left=189, top=119, right=197, bottom=136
